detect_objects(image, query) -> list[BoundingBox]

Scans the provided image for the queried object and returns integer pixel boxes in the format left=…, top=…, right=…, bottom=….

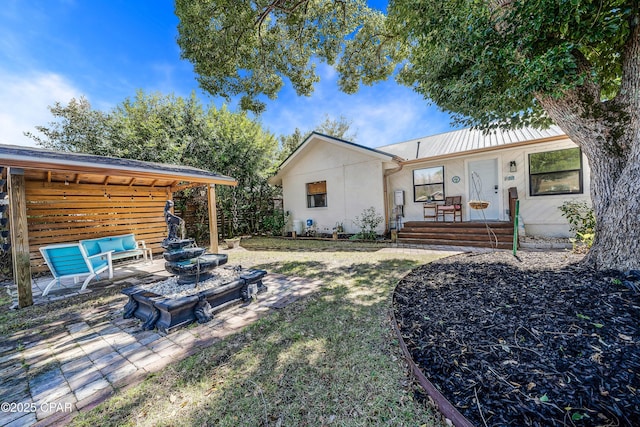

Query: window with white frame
left=529, top=148, right=583, bottom=196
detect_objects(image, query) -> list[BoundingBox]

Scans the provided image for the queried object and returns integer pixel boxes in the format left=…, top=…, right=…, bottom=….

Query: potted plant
left=224, top=236, right=241, bottom=249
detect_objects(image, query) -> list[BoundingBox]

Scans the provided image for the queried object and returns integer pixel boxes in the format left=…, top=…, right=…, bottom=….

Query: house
left=268, top=127, right=591, bottom=239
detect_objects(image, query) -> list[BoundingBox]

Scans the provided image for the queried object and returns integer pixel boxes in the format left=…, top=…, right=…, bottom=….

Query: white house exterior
left=270, top=127, right=591, bottom=238
left=269, top=132, right=401, bottom=235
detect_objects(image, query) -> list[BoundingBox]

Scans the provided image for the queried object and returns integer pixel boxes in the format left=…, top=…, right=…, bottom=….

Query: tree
left=315, top=114, right=358, bottom=141
left=28, top=91, right=280, bottom=240
left=107, top=90, right=205, bottom=164
left=388, top=0, right=639, bottom=270
left=277, top=127, right=306, bottom=164
left=25, top=97, right=113, bottom=156
left=175, top=0, right=402, bottom=113
left=28, top=91, right=204, bottom=164
left=182, top=105, right=279, bottom=238
left=175, top=0, right=640, bottom=270
left=276, top=114, right=358, bottom=163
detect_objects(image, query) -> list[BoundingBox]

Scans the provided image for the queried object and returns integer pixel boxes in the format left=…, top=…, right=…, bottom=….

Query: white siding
left=281, top=139, right=386, bottom=234
left=387, top=138, right=591, bottom=237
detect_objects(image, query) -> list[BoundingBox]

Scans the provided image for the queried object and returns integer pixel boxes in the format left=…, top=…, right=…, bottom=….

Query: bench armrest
left=87, top=251, right=114, bottom=279
left=136, top=240, right=147, bottom=249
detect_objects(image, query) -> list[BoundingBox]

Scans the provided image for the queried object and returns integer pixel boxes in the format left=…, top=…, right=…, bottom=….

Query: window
left=307, top=181, right=327, bottom=208
left=413, top=167, right=445, bottom=202
left=529, top=148, right=583, bottom=196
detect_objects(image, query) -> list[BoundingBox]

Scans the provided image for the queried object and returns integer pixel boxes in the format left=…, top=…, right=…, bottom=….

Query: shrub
left=263, top=209, right=289, bottom=236
left=559, top=201, right=596, bottom=252
left=352, top=207, right=383, bottom=240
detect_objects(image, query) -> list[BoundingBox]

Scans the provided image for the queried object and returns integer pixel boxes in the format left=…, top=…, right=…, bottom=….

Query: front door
left=468, top=159, right=500, bottom=220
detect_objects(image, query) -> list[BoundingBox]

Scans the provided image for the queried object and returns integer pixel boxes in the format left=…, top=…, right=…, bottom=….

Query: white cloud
left=0, top=69, right=83, bottom=146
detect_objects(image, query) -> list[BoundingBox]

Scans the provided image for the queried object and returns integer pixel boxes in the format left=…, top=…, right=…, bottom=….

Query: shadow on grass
left=69, top=256, right=443, bottom=427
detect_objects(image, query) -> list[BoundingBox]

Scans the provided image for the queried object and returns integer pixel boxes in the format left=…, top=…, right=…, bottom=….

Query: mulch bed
left=393, top=251, right=640, bottom=426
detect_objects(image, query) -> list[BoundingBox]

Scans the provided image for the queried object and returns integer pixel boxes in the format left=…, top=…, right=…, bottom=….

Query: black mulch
left=393, top=251, right=640, bottom=427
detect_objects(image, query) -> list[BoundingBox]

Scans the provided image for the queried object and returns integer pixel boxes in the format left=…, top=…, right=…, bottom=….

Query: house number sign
left=452, top=176, right=460, bottom=183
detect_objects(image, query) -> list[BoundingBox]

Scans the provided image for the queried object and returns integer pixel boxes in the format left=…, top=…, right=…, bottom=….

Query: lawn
left=65, top=238, right=452, bottom=426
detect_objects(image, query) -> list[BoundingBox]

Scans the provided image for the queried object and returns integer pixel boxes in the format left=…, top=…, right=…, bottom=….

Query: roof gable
left=270, top=132, right=398, bottom=185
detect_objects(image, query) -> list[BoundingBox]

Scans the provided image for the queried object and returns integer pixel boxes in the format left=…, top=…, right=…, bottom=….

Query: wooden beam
left=75, top=174, right=81, bottom=184
left=7, top=168, right=33, bottom=308
left=171, top=182, right=204, bottom=192
left=128, top=177, right=137, bottom=186
left=103, top=176, right=110, bottom=185
left=47, top=171, right=51, bottom=183
left=207, top=184, right=219, bottom=253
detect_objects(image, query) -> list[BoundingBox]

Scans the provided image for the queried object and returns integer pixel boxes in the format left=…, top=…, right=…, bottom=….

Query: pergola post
left=207, top=184, right=219, bottom=253
left=8, top=168, right=33, bottom=307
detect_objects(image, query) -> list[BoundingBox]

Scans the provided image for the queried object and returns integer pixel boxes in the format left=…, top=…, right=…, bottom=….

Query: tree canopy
left=389, top=0, right=635, bottom=131
left=175, top=0, right=404, bottom=113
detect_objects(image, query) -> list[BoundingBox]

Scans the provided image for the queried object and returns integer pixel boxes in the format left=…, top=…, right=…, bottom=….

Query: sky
left=0, top=0, right=458, bottom=150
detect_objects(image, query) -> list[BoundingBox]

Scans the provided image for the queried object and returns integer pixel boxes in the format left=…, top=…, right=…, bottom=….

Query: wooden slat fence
left=26, top=181, right=170, bottom=272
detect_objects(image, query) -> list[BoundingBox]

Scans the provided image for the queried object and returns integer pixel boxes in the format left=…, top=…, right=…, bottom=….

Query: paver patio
left=0, top=256, right=326, bottom=427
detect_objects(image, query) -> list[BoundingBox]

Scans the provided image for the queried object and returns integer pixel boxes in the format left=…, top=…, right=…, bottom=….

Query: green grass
left=16, top=238, right=452, bottom=426
left=238, top=236, right=391, bottom=252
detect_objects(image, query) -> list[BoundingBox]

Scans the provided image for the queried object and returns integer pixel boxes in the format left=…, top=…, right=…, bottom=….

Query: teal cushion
left=121, top=235, right=137, bottom=250
left=98, top=239, right=124, bottom=253
left=82, top=241, right=101, bottom=256
left=90, top=257, right=108, bottom=271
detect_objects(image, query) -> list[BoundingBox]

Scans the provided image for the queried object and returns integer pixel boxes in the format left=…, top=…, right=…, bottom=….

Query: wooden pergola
left=0, top=144, right=237, bottom=308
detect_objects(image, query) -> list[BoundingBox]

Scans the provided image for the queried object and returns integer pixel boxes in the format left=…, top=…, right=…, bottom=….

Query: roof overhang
left=0, top=144, right=237, bottom=189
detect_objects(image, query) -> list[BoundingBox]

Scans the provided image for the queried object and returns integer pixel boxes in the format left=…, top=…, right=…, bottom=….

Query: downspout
left=383, top=160, right=405, bottom=233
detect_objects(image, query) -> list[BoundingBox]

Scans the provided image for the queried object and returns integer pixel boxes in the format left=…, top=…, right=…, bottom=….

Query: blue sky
left=0, top=0, right=458, bottom=149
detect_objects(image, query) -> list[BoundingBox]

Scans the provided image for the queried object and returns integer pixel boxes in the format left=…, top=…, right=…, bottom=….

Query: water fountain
left=122, top=201, right=267, bottom=333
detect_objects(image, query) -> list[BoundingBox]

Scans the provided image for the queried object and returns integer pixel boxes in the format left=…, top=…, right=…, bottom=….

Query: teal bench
left=39, top=243, right=113, bottom=296
left=79, top=233, right=150, bottom=264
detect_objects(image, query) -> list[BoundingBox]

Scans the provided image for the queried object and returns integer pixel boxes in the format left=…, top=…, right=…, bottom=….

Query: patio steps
left=397, top=221, right=515, bottom=249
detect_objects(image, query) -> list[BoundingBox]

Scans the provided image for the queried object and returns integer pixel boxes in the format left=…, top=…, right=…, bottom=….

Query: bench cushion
left=98, top=239, right=125, bottom=253
left=121, top=234, right=137, bottom=250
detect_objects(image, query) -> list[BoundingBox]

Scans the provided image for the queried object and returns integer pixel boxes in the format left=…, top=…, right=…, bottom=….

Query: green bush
left=559, top=201, right=596, bottom=251
left=352, top=207, right=383, bottom=240
left=263, top=209, right=288, bottom=236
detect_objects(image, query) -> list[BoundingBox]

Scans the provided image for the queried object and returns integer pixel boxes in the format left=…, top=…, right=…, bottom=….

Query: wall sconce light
left=509, top=161, right=517, bottom=172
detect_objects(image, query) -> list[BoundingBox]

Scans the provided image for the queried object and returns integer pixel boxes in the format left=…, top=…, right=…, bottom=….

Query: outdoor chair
left=39, top=243, right=113, bottom=296
left=437, top=195, right=462, bottom=222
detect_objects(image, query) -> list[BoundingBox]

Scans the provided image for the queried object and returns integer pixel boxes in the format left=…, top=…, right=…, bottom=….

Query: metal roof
left=377, top=125, right=566, bottom=161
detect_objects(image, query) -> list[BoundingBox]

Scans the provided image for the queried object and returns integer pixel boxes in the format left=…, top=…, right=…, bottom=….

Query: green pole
left=512, top=200, right=520, bottom=256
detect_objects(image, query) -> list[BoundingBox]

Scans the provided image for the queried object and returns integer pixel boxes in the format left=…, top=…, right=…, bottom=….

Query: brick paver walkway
left=0, top=272, right=323, bottom=427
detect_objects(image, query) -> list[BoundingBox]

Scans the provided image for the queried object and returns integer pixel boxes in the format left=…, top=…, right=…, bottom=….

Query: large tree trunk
left=539, top=97, right=640, bottom=271
left=538, top=21, right=640, bottom=271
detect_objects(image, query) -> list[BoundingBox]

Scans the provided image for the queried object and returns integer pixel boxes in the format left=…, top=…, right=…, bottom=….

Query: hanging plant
left=468, top=200, right=490, bottom=210
left=469, top=172, right=490, bottom=210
